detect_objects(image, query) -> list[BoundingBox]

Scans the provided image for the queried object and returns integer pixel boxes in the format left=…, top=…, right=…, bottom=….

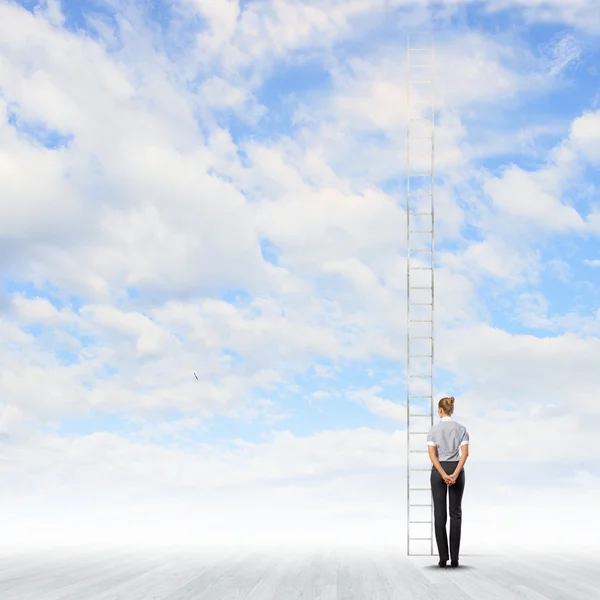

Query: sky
left=0, top=0, right=599, bottom=554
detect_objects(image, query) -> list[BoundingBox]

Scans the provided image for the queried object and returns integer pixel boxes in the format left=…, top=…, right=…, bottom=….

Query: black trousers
left=430, top=461, right=465, bottom=563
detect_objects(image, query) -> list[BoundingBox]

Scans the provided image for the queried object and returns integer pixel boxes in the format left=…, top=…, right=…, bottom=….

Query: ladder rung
left=409, top=231, right=433, bottom=235
left=410, top=319, right=432, bottom=322
left=409, top=537, right=432, bottom=541
left=409, top=302, right=433, bottom=306
left=410, top=521, right=432, bottom=524
left=409, top=450, right=428, bottom=453
left=408, top=194, right=432, bottom=197
left=408, top=173, right=432, bottom=177
left=409, top=414, right=432, bottom=417
left=409, top=468, right=432, bottom=471
left=408, top=212, right=432, bottom=215
left=409, top=432, right=429, bottom=435
left=410, top=336, right=432, bottom=339
left=409, top=286, right=431, bottom=289
left=409, top=503, right=431, bottom=506
left=409, top=268, right=432, bottom=271
left=409, top=136, right=433, bottom=140
left=409, top=117, right=433, bottom=121
left=409, top=354, right=432, bottom=358
left=410, top=375, right=432, bottom=378
left=409, top=250, right=433, bottom=253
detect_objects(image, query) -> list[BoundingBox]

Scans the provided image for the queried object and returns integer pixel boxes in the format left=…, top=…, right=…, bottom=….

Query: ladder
left=406, top=31, right=435, bottom=557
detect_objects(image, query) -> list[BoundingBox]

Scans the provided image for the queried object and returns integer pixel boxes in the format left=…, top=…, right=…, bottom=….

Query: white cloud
left=0, top=98, right=87, bottom=245
left=437, top=324, right=600, bottom=422
left=347, top=387, right=406, bottom=422
left=544, top=33, right=583, bottom=76
left=488, top=0, right=600, bottom=33
left=438, top=234, right=543, bottom=288
left=296, top=31, right=525, bottom=182
left=186, top=0, right=240, bottom=50
left=0, top=422, right=598, bottom=551
left=200, top=75, right=266, bottom=122
left=0, top=2, right=281, bottom=303
left=11, top=294, right=75, bottom=326
left=180, top=0, right=381, bottom=76
left=483, top=165, right=585, bottom=231
left=570, top=109, right=600, bottom=164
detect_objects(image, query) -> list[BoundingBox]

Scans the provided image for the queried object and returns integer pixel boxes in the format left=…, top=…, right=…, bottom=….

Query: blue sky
left=0, top=0, right=599, bottom=550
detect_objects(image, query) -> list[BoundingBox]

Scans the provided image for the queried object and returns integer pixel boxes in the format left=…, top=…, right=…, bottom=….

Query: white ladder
left=406, top=31, right=435, bottom=557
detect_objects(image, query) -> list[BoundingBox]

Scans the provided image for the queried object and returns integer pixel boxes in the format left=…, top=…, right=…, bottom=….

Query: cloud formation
left=0, top=0, right=599, bottom=551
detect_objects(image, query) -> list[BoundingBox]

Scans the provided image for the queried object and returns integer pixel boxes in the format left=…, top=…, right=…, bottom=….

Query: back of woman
left=426, top=396, right=469, bottom=568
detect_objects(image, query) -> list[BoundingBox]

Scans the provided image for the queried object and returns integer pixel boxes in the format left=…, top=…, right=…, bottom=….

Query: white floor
left=0, top=546, right=597, bottom=599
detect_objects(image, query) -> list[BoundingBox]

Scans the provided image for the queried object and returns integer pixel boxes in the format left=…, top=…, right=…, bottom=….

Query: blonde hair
left=438, top=396, right=455, bottom=416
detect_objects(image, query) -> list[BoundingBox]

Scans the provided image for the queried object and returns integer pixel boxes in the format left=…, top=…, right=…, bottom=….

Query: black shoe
left=450, top=561, right=459, bottom=568
left=438, top=560, right=447, bottom=568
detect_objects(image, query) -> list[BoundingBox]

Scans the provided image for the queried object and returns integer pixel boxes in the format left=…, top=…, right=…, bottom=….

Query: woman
left=427, top=396, right=469, bottom=568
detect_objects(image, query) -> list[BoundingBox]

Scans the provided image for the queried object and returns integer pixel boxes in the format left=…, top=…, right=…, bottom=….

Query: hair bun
left=449, top=397, right=455, bottom=404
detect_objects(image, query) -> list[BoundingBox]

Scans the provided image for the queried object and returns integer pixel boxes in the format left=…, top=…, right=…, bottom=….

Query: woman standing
left=427, top=396, right=469, bottom=568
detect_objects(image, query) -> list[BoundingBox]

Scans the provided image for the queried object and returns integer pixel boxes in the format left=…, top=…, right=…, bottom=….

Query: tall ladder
left=406, top=31, right=435, bottom=557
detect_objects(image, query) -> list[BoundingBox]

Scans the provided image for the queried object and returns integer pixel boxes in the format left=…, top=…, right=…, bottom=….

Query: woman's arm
left=452, top=444, right=469, bottom=477
left=428, top=446, right=448, bottom=478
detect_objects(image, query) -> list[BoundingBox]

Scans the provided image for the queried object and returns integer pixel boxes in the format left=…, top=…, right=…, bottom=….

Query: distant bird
left=194, top=372, right=198, bottom=380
